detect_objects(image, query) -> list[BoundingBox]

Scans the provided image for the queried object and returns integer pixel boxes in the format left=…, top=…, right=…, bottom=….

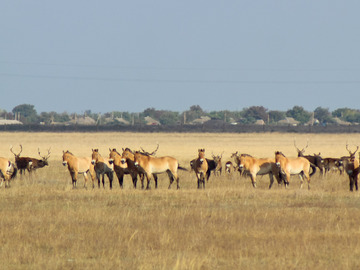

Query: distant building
left=0, top=119, right=23, bottom=125
left=333, top=117, right=352, bottom=126
left=69, top=115, right=96, bottom=125
left=190, top=116, right=211, bottom=125
left=277, top=117, right=300, bottom=126
left=144, top=116, right=161, bottom=125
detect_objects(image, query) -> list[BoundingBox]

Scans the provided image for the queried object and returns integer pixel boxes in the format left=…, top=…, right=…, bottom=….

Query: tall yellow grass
left=0, top=132, right=360, bottom=269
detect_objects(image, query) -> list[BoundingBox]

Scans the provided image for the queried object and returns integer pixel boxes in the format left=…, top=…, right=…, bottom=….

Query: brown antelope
left=109, top=148, right=138, bottom=188
left=91, top=149, right=114, bottom=189
left=121, top=147, right=158, bottom=189
left=133, top=150, right=186, bottom=189
left=230, top=152, right=243, bottom=176
left=238, top=154, right=282, bottom=189
left=323, top=157, right=343, bottom=175
left=0, top=157, right=17, bottom=188
left=194, top=149, right=209, bottom=189
left=62, top=150, right=96, bottom=188
left=212, top=152, right=223, bottom=176
left=190, top=158, right=216, bottom=181
left=344, top=144, right=359, bottom=191
left=275, top=151, right=316, bottom=190
left=10, top=145, right=50, bottom=176
left=294, top=140, right=325, bottom=177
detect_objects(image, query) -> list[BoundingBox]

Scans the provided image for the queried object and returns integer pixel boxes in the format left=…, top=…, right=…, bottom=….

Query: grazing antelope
left=133, top=150, right=186, bottom=190
left=294, top=140, right=325, bottom=177
left=91, top=149, right=114, bottom=189
left=10, top=145, right=50, bottom=176
left=344, top=144, right=359, bottom=191
left=0, top=157, right=17, bottom=188
left=212, top=152, right=223, bottom=176
left=275, top=151, right=316, bottom=190
left=238, top=154, right=282, bottom=189
left=62, top=151, right=96, bottom=188
left=194, top=149, right=209, bottom=189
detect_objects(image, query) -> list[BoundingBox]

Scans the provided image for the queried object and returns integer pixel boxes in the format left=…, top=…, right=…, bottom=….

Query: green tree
left=314, top=107, right=334, bottom=124
left=286, top=106, right=311, bottom=124
left=268, top=110, right=286, bottom=123
left=182, top=105, right=207, bottom=123
left=332, top=108, right=360, bottom=123
left=12, top=104, right=38, bottom=124
left=242, top=106, right=268, bottom=124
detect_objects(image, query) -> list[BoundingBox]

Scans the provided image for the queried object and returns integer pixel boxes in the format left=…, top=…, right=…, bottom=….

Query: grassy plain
left=1, top=132, right=360, bottom=269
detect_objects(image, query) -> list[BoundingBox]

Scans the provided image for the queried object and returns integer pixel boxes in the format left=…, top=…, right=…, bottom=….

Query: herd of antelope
left=0, top=142, right=359, bottom=192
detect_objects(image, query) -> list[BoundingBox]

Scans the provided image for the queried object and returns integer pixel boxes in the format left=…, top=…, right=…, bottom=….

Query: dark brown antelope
left=294, top=140, right=325, bottom=177
left=344, top=144, right=359, bottom=191
left=10, top=145, right=50, bottom=176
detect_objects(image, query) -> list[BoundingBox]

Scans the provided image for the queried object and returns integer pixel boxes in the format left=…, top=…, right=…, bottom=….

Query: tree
left=12, top=104, right=38, bottom=124
left=314, top=107, right=334, bottom=124
left=268, top=110, right=286, bottom=123
left=182, top=105, right=207, bottom=123
left=242, top=106, right=268, bottom=124
left=286, top=106, right=311, bottom=124
left=333, top=108, right=360, bottom=123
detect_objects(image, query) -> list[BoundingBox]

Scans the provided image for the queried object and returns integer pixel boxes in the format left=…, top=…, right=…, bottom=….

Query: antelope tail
left=310, top=164, right=317, bottom=177
left=178, top=165, right=188, bottom=171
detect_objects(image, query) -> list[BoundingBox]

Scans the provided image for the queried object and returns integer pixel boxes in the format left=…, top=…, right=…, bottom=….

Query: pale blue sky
left=1, top=0, right=360, bottom=114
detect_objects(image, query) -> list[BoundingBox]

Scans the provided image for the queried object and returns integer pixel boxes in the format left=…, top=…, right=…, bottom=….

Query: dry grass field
left=1, top=132, right=360, bottom=269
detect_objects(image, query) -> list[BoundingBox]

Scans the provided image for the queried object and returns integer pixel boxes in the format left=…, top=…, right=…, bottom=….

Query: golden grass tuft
left=1, top=132, right=360, bottom=269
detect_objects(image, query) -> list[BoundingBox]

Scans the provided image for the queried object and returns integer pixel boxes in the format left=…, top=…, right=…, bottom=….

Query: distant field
left=0, top=132, right=360, bottom=269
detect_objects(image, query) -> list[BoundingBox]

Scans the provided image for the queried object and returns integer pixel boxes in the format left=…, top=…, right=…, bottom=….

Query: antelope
left=190, top=158, right=216, bottom=181
left=294, top=140, right=325, bottom=177
left=194, top=149, right=208, bottom=189
left=238, top=154, right=282, bottom=189
left=133, top=149, right=186, bottom=190
left=91, top=149, right=114, bottom=189
left=275, top=151, right=316, bottom=190
left=109, top=148, right=138, bottom=188
left=344, top=144, right=359, bottom=191
left=225, top=161, right=233, bottom=174
left=0, top=157, right=17, bottom=188
left=62, top=150, right=96, bottom=188
left=212, top=152, right=223, bottom=176
left=10, top=145, right=50, bottom=176
left=121, top=147, right=158, bottom=189
left=230, top=152, right=243, bottom=176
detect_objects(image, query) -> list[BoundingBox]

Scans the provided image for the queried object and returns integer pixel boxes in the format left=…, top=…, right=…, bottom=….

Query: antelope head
left=294, top=139, right=308, bottom=157
left=346, top=143, right=359, bottom=161
left=10, top=144, right=23, bottom=159
left=140, top=144, right=159, bottom=156
left=38, top=147, right=51, bottom=166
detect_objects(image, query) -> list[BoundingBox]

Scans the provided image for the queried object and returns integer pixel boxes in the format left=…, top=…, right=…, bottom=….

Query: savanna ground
left=1, top=132, right=360, bottom=270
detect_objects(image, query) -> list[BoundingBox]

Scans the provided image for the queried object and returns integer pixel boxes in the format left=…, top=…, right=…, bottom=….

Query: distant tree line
left=1, top=104, right=360, bottom=126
